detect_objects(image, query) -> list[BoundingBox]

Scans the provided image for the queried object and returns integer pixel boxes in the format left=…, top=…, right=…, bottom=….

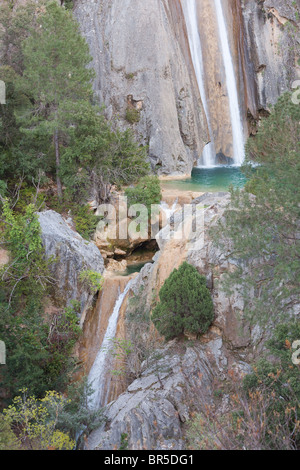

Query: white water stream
left=88, top=278, right=134, bottom=410
left=214, top=0, right=245, bottom=165
left=182, top=0, right=245, bottom=166
left=181, top=0, right=216, bottom=167
left=160, top=198, right=179, bottom=221
left=87, top=0, right=247, bottom=414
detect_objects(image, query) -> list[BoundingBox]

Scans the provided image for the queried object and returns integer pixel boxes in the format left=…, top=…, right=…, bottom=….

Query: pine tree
left=152, top=262, right=214, bottom=340
left=214, top=92, right=300, bottom=327
left=19, top=2, right=95, bottom=199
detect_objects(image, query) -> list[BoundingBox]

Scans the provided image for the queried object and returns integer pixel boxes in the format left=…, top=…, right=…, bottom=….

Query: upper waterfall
left=213, top=0, right=245, bottom=165
left=182, top=0, right=245, bottom=166
left=181, top=0, right=216, bottom=167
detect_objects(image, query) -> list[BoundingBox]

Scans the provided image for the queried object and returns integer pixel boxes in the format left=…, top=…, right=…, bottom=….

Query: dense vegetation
left=214, top=92, right=300, bottom=328
left=192, top=91, right=300, bottom=450
left=0, top=0, right=150, bottom=449
left=188, top=322, right=300, bottom=450
left=0, top=1, right=149, bottom=205
left=0, top=200, right=83, bottom=398
left=124, top=176, right=162, bottom=213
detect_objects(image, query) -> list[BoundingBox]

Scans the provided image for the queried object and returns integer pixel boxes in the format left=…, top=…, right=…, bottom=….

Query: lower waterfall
left=87, top=278, right=134, bottom=410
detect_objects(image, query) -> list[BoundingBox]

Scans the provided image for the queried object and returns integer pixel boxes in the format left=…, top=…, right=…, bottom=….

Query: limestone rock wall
left=87, top=340, right=216, bottom=450
left=73, top=0, right=209, bottom=176
left=2, top=0, right=299, bottom=172
left=86, top=192, right=258, bottom=450
left=242, top=0, right=300, bottom=115
left=74, top=0, right=299, bottom=170
left=38, top=210, right=104, bottom=316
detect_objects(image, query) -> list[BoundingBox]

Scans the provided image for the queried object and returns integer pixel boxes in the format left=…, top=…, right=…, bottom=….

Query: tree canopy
left=213, top=92, right=300, bottom=327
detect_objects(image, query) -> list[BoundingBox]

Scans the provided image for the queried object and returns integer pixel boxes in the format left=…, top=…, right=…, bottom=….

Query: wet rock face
left=38, top=210, right=104, bottom=315
left=74, top=0, right=208, bottom=176
left=242, top=0, right=300, bottom=111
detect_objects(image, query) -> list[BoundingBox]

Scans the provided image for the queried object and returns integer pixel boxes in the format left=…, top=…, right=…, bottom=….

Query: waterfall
left=160, top=198, right=178, bottom=221
left=214, top=0, right=245, bottom=165
left=181, top=0, right=216, bottom=167
left=88, top=278, right=134, bottom=410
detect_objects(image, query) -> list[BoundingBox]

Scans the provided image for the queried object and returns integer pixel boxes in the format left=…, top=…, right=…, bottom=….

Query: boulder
left=106, top=259, right=127, bottom=272
left=38, top=210, right=104, bottom=315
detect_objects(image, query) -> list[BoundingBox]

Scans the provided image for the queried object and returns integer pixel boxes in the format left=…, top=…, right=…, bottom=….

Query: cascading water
left=182, top=0, right=245, bottom=167
left=160, top=198, right=178, bottom=221
left=88, top=278, right=134, bottom=410
left=181, top=0, right=216, bottom=167
left=214, top=0, right=245, bottom=165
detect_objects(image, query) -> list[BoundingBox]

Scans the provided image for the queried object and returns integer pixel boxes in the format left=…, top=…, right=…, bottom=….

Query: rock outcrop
left=242, top=0, right=300, bottom=116
left=133, top=192, right=262, bottom=357
left=86, top=192, right=258, bottom=450
left=38, top=210, right=104, bottom=315
left=88, top=340, right=216, bottom=450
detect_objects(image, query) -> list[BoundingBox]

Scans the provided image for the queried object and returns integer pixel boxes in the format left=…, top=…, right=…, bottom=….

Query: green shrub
left=243, top=321, right=300, bottom=410
left=152, top=262, right=214, bottom=340
left=0, top=414, right=20, bottom=450
left=125, top=175, right=161, bottom=212
left=63, top=0, right=74, bottom=10
left=0, top=180, right=7, bottom=198
left=45, top=194, right=100, bottom=240
left=125, top=107, right=140, bottom=124
left=72, top=204, right=100, bottom=240
left=79, top=270, right=104, bottom=295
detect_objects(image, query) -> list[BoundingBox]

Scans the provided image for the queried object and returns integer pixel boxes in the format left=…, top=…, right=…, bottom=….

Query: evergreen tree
left=152, top=262, right=214, bottom=340
left=213, top=92, right=300, bottom=327
left=19, top=1, right=95, bottom=198
left=125, top=175, right=162, bottom=213
left=0, top=200, right=81, bottom=400
left=60, top=100, right=149, bottom=203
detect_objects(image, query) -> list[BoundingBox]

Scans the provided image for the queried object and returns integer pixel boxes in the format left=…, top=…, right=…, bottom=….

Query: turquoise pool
left=162, top=165, right=247, bottom=192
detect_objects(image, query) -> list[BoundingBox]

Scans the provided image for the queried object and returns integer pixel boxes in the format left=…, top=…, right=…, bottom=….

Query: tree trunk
left=54, top=129, right=63, bottom=200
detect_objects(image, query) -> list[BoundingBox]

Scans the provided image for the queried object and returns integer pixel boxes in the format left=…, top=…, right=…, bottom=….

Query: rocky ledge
left=38, top=210, right=104, bottom=316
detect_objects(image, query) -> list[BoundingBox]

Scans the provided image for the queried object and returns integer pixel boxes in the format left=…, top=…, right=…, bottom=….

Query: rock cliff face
left=74, top=0, right=299, bottom=172
left=242, top=0, right=300, bottom=118
left=73, top=0, right=209, bottom=176
left=2, top=0, right=299, bottom=171
left=88, top=340, right=216, bottom=450
left=38, top=210, right=104, bottom=316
